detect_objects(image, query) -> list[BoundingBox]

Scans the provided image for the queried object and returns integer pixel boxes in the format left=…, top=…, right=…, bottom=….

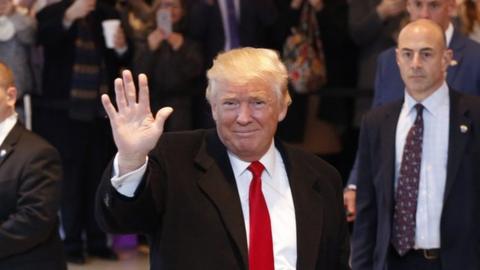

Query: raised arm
left=101, top=70, right=173, bottom=176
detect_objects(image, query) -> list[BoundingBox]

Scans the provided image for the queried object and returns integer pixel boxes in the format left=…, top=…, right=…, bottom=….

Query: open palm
left=101, top=70, right=173, bottom=174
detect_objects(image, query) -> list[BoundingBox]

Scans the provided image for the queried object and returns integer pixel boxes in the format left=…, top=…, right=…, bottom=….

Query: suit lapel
left=195, top=131, right=249, bottom=268
left=444, top=91, right=470, bottom=203
left=446, top=29, right=465, bottom=85
left=379, top=102, right=403, bottom=216
left=276, top=142, right=324, bottom=269
left=0, top=122, right=22, bottom=167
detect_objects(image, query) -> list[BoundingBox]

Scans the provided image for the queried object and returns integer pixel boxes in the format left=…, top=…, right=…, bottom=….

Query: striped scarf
left=69, top=17, right=108, bottom=121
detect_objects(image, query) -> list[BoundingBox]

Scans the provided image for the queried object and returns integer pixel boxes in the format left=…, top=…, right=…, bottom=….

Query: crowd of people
left=1, top=0, right=480, bottom=269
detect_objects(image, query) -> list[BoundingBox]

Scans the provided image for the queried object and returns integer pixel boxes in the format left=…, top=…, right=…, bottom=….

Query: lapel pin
left=460, top=124, right=469, bottom=133
left=450, top=60, right=458, bottom=66
left=0, top=149, right=6, bottom=158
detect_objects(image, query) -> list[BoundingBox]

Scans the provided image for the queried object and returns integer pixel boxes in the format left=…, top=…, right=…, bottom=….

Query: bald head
left=396, top=19, right=453, bottom=101
left=398, top=19, right=447, bottom=50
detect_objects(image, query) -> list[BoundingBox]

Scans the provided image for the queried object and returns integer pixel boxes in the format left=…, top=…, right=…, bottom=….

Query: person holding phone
left=134, top=0, right=202, bottom=131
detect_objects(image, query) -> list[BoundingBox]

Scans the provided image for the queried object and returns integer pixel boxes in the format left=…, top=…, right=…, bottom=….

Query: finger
left=138, top=73, right=151, bottom=113
left=154, top=107, right=174, bottom=131
left=114, top=77, right=128, bottom=112
left=122, top=69, right=137, bottom=106
left=101, top=94, right=117, bottom=120
left=347, top=215, right=355, bottom=222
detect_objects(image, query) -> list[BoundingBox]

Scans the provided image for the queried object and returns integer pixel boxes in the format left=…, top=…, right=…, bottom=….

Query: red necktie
left=248, top=161, right=274, bottom=270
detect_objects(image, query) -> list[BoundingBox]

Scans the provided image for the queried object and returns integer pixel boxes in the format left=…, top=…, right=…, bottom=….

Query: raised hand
left=377, top=0, right=405, bottom=20
left=64, top=0, right=96, bottom=23
left=101, top=70, right=173, bottom=176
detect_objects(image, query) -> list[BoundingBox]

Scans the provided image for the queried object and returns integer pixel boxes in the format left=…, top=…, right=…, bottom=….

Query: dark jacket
left=96, top=129, right=350, bottom=270
left=352, top=91, right=480, bottom=270
left=0, top=122, right=65, bottom=270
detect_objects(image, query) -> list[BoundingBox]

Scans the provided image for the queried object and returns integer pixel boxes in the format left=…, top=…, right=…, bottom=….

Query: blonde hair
left=0, top=62, right=14, bottom=89
left=206, top=47, right=291, bottom=106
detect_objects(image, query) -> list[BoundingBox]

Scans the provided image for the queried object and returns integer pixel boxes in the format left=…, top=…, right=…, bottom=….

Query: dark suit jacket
left=0, top=122, right=66, bottom=270
left=373, top=28, right=480, bottom=107
left=188, top=0, right=277, bottom=70
left=96, top=129, right=350, bottom=270
left=351, top=90, right=480, bottom=270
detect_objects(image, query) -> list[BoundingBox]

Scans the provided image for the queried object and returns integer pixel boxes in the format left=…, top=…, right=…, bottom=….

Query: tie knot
left=248, top=161, right=265, bottom=178
left=414, top=103, right=424, bottom=115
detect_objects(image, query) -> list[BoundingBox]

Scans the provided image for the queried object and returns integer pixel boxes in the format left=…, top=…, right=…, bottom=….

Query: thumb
left=155, top=107, right=174, bottom=131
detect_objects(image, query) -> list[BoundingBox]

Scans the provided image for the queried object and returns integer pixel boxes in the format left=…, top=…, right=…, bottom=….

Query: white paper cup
left=102, top=19, right=120, bottom=48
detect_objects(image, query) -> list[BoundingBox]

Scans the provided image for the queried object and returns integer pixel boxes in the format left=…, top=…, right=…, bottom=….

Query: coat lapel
left=379, top=102, right=403, bottom=217
left=195, top=131, right=249, bottom=268
left=444, top=91, right=470, bottom=203
left=276, top=142, right=324, bottom=269
left=0, top=122, right=22, bottom=168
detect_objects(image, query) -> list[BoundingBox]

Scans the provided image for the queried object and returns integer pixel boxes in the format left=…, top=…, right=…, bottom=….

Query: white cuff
left=111, top=153, right=148, bottom=197
left=346, top=184, right=357, bottom=191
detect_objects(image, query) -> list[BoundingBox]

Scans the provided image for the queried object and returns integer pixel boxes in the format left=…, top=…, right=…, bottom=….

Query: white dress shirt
left=0, top=113, right=17, bottom=146
left=228, top=141, right=296, bottom=270
left=395, top=82, right=449, bottom=249
left=111, top=140, right=297, bottom=269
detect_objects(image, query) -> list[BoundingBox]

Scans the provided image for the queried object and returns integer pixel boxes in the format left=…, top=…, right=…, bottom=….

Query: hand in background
left=308, top=0, right=324, bottom=11
left=0, top=0, right=14, bottom=16
left=290, top=0, right=323, bottom=11
left=377, top=0, right=405, bottom=20
left=167, top=32, right=183, bottom=50
left=147, top=28, right=166, bottom=51
left=344, top=189, right=356, bottom=222
left=101, top=70, right=173, bottom=176
left=64, top=0, right=96, bottom=23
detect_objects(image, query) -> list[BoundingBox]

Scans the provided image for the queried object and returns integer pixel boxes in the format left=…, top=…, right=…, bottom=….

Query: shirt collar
left=404, top=81, right=449, bottom=117
left=0, top=113, right=18, bottom=146
left=228, top=140, right=276, bottom=178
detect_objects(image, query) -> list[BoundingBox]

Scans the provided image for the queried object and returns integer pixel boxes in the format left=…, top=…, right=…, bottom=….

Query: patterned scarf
left=69, top=16, right=108, bottom=121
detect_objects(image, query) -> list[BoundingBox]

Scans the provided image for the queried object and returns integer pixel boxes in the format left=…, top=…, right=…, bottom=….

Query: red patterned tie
left=248, top=161, right=274, bottom=270
left=391, top=104, right=424, bottom=255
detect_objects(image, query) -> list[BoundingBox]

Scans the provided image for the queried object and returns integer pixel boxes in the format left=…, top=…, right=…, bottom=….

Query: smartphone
left=156, top=9, right=172, bottom=36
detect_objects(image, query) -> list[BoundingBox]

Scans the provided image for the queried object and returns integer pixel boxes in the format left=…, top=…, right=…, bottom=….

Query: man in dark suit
left=352, top=20, right=480, bottom=270
left=95, top=48, right=350, bottom=270
left=34, top=0, right=131, bottom=263
left=0, top=62, right=66, bottom=269
left=344, top=0, right=480, bottom=221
